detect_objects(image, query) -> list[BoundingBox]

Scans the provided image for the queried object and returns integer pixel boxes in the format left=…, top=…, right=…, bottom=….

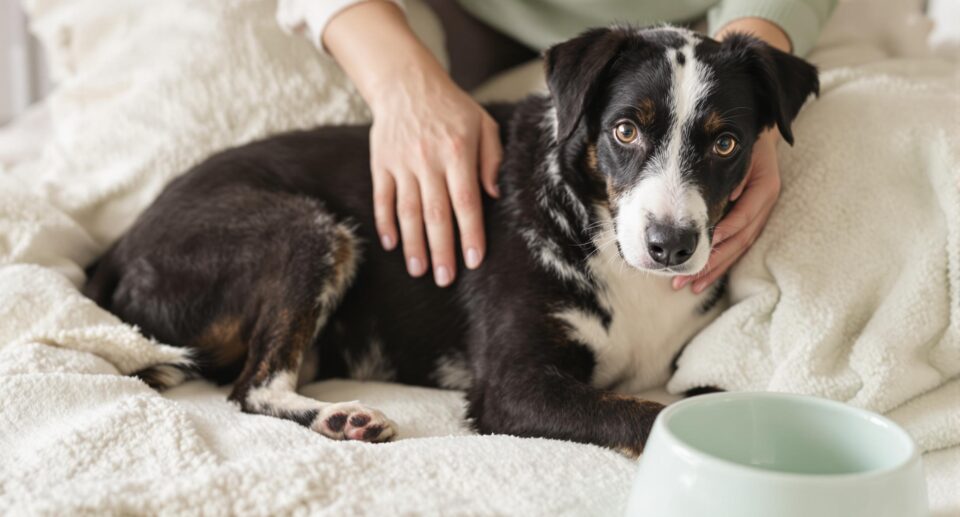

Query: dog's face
left=546, top=26, right=819, bottom=275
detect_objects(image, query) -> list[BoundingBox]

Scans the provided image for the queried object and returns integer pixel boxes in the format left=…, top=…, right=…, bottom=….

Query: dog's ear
left=721, top=34, right=819, bottom=145
left=544, top=27, right=629, bottom=144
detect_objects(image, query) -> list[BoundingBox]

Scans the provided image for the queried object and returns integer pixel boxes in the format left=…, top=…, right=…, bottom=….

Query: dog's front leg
left=466, top=336, right=664, bottom=456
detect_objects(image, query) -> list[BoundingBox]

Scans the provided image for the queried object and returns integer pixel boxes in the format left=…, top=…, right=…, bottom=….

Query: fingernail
left=380, top=234, right=395, bottom=250
left=408, top=257, right=424, bottom=276
left=692, top=281, right=707, bottom=294
left=435, top=265, right=452, bottom=287
left=672, top=277, right=686, bottom=290
left=466, top=248, right=481, bottom=269
left=491, top=185, right=501, bottom=198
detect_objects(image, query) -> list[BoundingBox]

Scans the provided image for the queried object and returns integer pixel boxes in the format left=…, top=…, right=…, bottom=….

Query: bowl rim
left=654, top=391, right=921, bottom=482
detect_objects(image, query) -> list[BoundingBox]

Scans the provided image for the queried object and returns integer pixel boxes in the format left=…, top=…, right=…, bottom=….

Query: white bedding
left=1, top=0, right=958, bottom=515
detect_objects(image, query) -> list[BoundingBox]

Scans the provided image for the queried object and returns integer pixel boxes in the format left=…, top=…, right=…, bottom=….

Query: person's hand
left=323, top=1, right=501, bottom=287
left=367, top=72, right=501, bottom=287
left=673, top=128, right=782, bottom=293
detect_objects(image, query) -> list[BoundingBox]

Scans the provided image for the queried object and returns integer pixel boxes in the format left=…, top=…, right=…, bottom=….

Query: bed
left=1, top=0, right=958, bottom=514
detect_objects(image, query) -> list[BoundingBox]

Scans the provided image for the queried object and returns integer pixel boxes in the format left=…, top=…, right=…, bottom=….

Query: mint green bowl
left=625, top=392, right=927, bottom=517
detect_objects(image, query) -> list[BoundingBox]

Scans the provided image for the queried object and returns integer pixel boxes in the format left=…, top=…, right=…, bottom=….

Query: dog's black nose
left=646, top=223, right=699, bottom=266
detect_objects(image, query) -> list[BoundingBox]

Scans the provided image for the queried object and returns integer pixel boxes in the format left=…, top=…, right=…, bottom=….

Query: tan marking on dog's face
left=704, top=111, right=723, bottom=133
left=636, top=98, right=655, bottom=126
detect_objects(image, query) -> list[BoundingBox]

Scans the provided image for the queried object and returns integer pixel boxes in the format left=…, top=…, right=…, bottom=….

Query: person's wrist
left=759, top=126, right=780, bottom=144
left=715, top=17, right=792, bottom=54
left=366, top=62, right=455, bottom=117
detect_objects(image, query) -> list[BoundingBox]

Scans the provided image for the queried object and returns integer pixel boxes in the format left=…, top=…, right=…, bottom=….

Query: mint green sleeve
left=707, top=0, right=838, bottom=56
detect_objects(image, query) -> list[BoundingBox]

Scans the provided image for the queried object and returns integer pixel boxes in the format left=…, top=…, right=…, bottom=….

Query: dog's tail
left=82, top=248, right=196, bottom=391
left=132, top=357, right=196, bottom=390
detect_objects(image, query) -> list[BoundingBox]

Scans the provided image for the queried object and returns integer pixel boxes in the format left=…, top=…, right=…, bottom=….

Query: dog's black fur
left=84, top=27, right=818, bottom=453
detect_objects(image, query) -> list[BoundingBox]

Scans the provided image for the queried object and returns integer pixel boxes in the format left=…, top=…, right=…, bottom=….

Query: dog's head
left=545, top=26, right=819, bottom=275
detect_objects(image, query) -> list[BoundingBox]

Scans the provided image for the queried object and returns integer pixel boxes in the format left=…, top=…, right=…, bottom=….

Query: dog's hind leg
left=229, top=219, right=396, bottom=443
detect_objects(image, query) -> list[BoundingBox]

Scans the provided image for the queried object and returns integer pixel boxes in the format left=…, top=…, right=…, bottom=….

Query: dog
left=83, top=26, right=818, bottom=454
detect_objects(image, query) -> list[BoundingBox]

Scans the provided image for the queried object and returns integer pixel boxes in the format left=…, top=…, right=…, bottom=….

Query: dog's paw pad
left=315, top=403, right=396, bottom=443
left=324, top=412, right=349, bottom=433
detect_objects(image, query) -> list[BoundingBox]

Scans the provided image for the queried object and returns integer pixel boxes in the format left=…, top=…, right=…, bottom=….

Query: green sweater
left=456, top=0, right=836, bottom=56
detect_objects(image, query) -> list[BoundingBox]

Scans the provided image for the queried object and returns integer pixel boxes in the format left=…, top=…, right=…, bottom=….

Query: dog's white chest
left=555, top=247, right=722, bottom=393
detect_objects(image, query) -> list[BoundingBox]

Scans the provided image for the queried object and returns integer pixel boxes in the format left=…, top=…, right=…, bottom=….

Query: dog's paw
left=314, top=402, right=397, bottom=443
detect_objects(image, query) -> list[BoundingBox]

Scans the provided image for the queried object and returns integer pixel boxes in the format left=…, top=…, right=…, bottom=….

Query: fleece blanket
left=1, top=0, right=958, bottom=515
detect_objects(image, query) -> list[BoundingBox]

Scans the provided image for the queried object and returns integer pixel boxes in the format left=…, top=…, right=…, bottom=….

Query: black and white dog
left=84, top=26, right=818, bottom=453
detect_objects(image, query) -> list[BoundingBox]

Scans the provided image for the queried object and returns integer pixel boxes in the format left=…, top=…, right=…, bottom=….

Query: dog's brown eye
left=713, top=134, right=738, bottom=157
left=614, top=122, right=639, bottom=144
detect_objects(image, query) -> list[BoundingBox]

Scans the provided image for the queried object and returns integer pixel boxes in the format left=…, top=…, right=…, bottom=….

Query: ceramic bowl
left=625, top=392, right=927, bottom=517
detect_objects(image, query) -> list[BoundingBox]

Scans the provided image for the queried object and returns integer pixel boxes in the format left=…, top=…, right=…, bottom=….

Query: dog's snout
left=645, top=223, right=699, bottom=267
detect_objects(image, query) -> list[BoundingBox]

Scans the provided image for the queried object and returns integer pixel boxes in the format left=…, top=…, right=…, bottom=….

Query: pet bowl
left=625, top=392, right=927, bottom=517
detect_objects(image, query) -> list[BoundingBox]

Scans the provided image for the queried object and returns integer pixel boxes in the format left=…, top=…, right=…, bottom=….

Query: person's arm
left=285, top=0, right=502, bottom=287
left=673, top=18, right=790, bottom=293
left=707, top=0, right=837, bottom=56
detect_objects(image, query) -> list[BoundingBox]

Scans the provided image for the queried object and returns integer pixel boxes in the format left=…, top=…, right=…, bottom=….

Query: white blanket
left=1, top=0, right=958, bottom=514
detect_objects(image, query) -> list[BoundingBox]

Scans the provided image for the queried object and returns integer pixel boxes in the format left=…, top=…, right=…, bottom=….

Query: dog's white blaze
left=615, top=36, right=714, bottom=274
left=556, top=213, right=723, bottom=393
left=663, top=44, right=713, bottom=186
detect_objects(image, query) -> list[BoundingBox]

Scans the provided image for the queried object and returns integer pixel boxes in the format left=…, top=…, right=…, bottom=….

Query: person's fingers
left=690, top=237, right=749, bottom=293
left=712, top=178, right=770, bottom=244
left=672, top=237, right=736, bottom=291
left=689, top=199, right=775, bottom=292
left=447, top=162, right=486, bottom=270
left=419, top=173, right=457, bottom=287
left=372, top=170, right=398, bottom=251
left=730, top=169, right=750, bottom=201
left=395, top=174, right=428, bottom=278
left=478, top=116, right=502, bottom=198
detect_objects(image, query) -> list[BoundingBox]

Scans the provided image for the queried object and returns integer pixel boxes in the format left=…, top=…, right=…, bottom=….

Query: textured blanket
left=1, top=0, right=958, bottom=514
